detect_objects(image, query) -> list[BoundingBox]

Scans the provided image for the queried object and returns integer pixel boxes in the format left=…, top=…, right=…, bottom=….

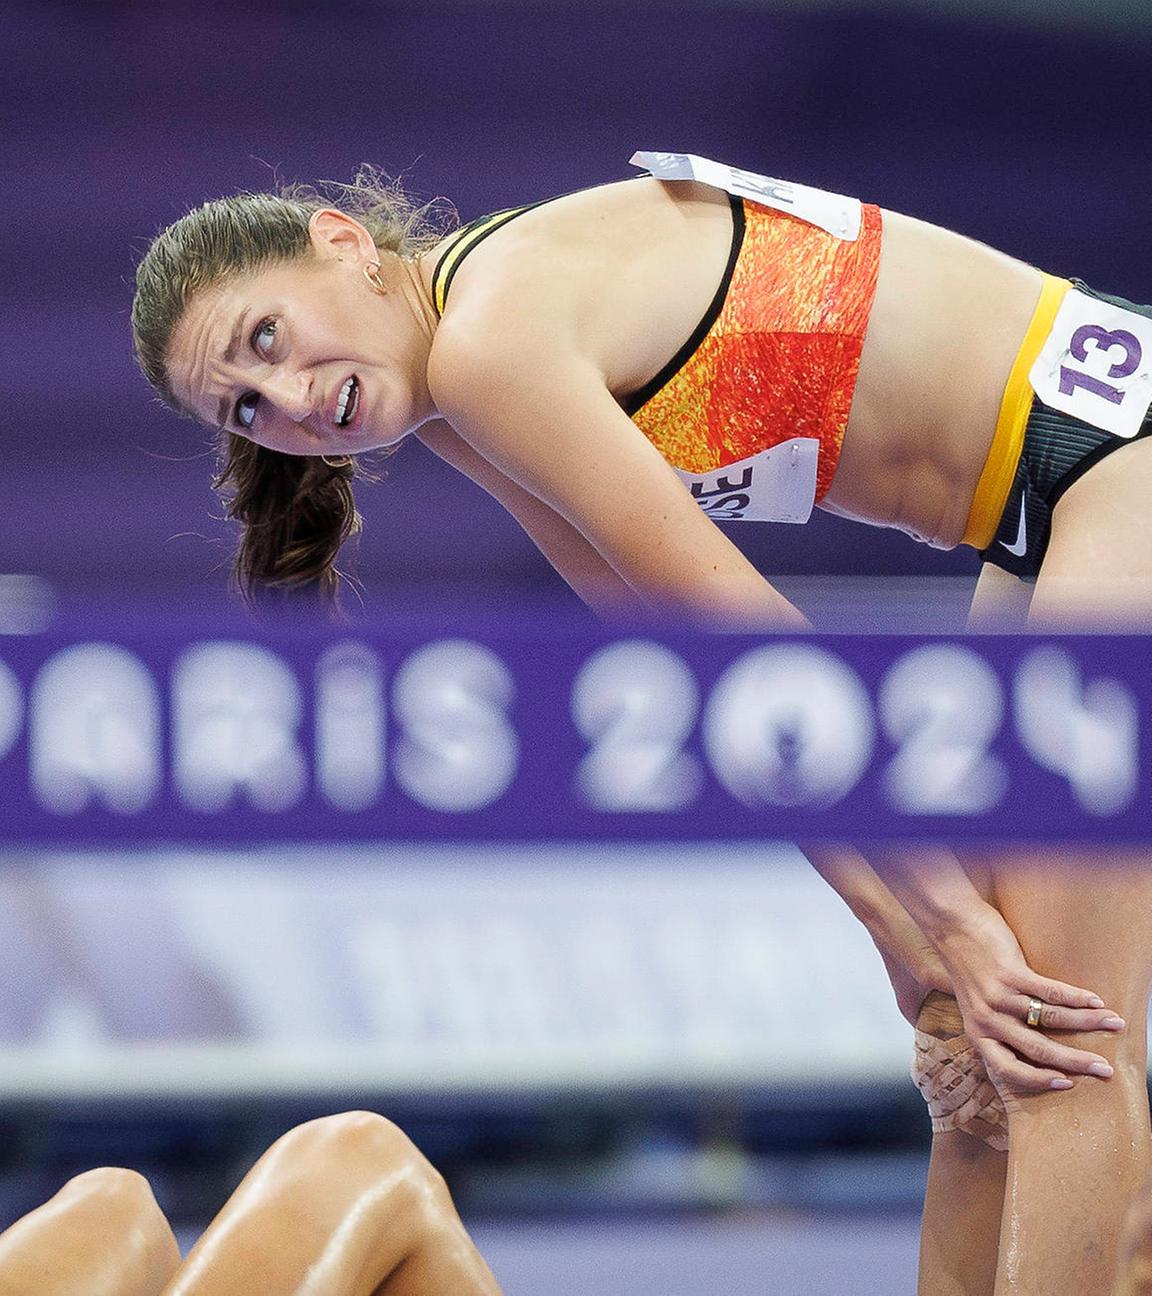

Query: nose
left=261, top=368, right=314, bottom=424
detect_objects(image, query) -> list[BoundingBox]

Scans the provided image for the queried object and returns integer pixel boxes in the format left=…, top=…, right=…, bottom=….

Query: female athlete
left=0, top=1111, right=499, bottom=1294
left=131, top=152, right=1152, bottom=1293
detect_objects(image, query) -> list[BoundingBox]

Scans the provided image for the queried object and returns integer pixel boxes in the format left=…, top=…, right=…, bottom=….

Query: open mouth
left=335, top=375, right=360, bottom=428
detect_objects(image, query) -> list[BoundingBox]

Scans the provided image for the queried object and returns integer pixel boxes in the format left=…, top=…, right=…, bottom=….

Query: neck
left=390, top=250, right=440, bottom=345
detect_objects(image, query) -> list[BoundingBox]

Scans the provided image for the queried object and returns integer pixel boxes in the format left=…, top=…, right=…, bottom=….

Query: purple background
left=3, top=622, right=1146, bottom=844
left=5, top=1, right=1152, bottom=615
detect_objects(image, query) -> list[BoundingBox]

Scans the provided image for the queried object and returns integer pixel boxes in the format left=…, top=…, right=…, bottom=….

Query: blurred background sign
left=1, top=623, right=1145, bottom=844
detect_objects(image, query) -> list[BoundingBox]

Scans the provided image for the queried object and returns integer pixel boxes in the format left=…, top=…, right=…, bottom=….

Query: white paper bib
left=674, top=439, right=820, bottom=525
left=630, top=150, right=862, bottom=242
left=1029, top=289, right=1152, bottom=438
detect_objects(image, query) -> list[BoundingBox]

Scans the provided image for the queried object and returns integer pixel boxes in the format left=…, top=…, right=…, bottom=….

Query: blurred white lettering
left=173, top=643, right=306, bottom=812
left=703, top=645, right=874, bottom=807
left=392, top=640, right=517, bottom=811
left=1014, top=646, right=1138, bottom=814
left=31, top=644, right=159, bottom=814
left=316, top=642, right=385, bottom=811
left=572, top=640, right=701, bottom=810
left=880, top=645, right=1007, bottom=814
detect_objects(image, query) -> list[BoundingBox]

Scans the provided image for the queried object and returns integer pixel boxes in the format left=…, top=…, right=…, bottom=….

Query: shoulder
left=427, top=313, right=604, bottom=441
left=426, top=270, right=595, bottom=425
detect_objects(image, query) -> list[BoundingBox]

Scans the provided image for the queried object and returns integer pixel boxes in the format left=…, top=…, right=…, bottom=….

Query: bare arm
left=417, top=419, right=641, bottom=616
left=799, top=842, right=951, bottom=1024
left=428, top=337, right=809, bottom=628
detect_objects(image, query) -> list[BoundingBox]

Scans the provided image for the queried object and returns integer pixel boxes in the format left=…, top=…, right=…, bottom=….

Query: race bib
left=630, top=150, right=862, bottom=242
left=1029, top=289, right=1152, bottom=438
left=674, top=439, right=820, bottom=524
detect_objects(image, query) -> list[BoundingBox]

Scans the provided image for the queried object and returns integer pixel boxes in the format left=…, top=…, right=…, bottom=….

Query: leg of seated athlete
left=982, top=851, right=1152, bottom=1295
left=164, top=1111, right=501, bottom=1296
left=0, top=1166, right=181, bottom=1296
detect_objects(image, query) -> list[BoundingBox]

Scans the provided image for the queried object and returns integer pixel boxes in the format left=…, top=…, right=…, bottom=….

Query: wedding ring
left=1026, top=997, right=1044, bottom=1028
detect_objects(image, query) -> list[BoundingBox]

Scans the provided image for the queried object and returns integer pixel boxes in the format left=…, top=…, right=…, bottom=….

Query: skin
left=165, top=1112, right=499, bottom=1296
left=0, top=1114, right=500, bottom=1296
left=0, top=1167, right=180, bottom=1296
left=164, top=173, right=1152, bottom=1290
left=1116, top=1173, right=1152, bottom=1296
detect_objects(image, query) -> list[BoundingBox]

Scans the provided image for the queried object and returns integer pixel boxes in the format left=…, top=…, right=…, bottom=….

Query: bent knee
left=53, top=1168, right=180, bottom=1285
left=270, top=1112, right=446, bottom=1205
left=61, top=1167, right=169, bottom=1232
left=1003, top=1056, right=1149, bottom=1126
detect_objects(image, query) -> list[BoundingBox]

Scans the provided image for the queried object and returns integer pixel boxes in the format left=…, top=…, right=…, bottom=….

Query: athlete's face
left=166, top=211, right=435, bottom=456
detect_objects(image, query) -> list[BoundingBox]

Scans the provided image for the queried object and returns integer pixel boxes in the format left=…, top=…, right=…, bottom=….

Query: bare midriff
left=825, top=208, right=1044, bottom=549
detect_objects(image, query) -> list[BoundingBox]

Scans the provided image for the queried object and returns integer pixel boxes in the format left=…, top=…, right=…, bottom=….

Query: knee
left=62, top=1166, right=162, bottom=1226
left=1001, top=1052, right=1148, bottom=1128
left=270, top=1112, right=447, bottom=1212
left=60, top=1168, right=180, bottom=1282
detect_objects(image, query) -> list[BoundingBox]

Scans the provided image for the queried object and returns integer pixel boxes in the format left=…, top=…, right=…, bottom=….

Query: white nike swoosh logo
left=1000, top=498, right=1028, bottom=556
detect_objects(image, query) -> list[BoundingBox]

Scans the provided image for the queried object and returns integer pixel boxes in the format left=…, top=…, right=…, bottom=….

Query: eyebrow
left=214, top=308, right=250, bottom=429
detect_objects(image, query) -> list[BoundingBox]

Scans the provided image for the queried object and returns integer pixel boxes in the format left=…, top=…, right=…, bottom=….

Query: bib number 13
left=1030, top=289, right=1152, bottom=438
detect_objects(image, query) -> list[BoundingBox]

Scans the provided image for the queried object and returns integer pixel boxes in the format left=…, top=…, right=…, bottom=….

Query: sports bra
left=431, top=152, right=883, bottom=524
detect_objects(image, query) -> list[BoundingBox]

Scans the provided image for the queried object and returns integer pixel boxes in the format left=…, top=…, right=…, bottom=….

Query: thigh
left=1031, top=435, right=1152, bottom=623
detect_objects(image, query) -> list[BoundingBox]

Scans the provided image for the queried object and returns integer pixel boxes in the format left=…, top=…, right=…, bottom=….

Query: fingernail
left=1089, top=1062, right=1114, bottom=1078
left=1088, top=996, right=1105, bottom=1008
left=1103, top=1017, right=1126, bottom=1030
left=1050, top=1078, right=1074, bottom=1089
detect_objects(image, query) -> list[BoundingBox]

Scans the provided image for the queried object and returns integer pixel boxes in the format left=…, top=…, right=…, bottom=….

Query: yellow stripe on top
left=431, top=206, right=538, bottom=318
left=961, top=273, right=1072, bottom=549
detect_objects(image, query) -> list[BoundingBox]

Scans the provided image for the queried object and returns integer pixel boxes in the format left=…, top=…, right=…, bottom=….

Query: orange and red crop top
left=431, top=153, right=883, bottom=524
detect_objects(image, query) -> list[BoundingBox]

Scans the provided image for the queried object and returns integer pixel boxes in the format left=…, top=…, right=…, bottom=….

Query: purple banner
left=0, top=621, right=1146, bottom=845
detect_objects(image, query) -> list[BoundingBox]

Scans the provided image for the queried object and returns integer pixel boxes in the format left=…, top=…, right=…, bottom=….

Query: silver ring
left=1026, top=997, right=1044, bottom=1028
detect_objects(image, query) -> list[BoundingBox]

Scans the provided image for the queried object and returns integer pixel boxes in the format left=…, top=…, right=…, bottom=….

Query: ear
left=306, top=208, right=379, bottom=262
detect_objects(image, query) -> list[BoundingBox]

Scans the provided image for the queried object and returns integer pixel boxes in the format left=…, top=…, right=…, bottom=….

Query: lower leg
left=165, top=1112, right=500, bottom=1296
left=915, top=992, right=1008, bottom=1296
left=919, top=1132, right=1007, bottom=1296
left=0, top=1167, right=180, bottom=1296
left=1114, top=1172, right=1152, bottom=1296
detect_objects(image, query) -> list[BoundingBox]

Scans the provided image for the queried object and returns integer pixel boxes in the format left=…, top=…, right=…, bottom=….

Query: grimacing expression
left=166, top=247, right=430, bottom=456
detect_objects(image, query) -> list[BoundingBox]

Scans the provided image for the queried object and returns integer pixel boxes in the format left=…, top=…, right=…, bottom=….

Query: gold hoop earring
left=363, top=262, right=388, bottom=295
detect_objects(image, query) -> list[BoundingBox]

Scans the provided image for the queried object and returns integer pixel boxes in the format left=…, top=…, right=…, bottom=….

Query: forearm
left=872, top=846, right=997, bottom=948
left=799, top=842, right=936, bottom=963
left=624, top=555, right=811, bottom=629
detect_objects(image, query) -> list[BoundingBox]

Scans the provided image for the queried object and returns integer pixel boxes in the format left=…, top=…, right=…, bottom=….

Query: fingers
left=1019, top=999, right=1126, bottom=1035
left=980, top=1037, right=1079, bottom=1094
left=1026, top=977, right=1106, bottom=1011
left=997, top=1020, right=1115, bottom=1080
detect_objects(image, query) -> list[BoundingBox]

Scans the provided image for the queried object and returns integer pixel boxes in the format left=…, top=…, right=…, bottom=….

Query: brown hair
left=130, top=168, right=453, bottom=607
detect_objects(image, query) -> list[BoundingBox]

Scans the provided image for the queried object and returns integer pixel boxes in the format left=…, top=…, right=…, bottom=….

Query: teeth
left=335, top=376, right=357, bottom=426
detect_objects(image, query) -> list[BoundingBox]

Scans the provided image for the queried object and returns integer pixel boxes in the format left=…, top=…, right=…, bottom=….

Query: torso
left=424, top=172, right=1045, bottom=550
